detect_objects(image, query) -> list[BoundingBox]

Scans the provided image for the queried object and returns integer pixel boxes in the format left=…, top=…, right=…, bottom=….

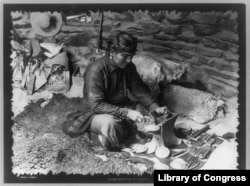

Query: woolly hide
left=132, top=52, right=188, bottom=96
left=161, top=84, right=225, bottom=124
left=12, top=94, right=154, bottom=176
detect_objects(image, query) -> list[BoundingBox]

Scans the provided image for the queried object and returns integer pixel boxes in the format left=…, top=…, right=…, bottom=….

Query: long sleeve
left=84, top=69, right=129, bottom=118
left=128, top=63, right=159, bottom=111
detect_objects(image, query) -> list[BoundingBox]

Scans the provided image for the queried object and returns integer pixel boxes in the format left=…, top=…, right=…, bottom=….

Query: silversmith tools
left=199, top=148, right=212, bottom=160
left=190, top=125, right=210, bottom=139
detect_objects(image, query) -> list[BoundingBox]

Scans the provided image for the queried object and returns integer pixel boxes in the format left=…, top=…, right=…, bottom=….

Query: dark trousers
left=89, top=103, right=148, bottom=148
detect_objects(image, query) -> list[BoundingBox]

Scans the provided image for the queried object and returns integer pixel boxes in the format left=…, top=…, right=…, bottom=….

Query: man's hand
left=127, top=110, right=144, bottom=122
left=155, top=106, right=168, bottom=115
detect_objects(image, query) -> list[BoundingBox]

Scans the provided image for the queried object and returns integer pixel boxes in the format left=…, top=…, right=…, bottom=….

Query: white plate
left=170, top=158, right=187, bottom=169
left=130, top=143, right=148, bottom=153
left=155, top=146, right=170, bottom=159
left=145, top=141, right=157, bottom=154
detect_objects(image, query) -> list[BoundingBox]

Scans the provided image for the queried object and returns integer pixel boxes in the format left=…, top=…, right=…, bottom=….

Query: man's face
left=113, top=52, right=134, bottom=69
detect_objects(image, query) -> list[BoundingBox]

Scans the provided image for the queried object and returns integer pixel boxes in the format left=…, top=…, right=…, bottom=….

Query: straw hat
left=30, top=12, right=63, bottom=37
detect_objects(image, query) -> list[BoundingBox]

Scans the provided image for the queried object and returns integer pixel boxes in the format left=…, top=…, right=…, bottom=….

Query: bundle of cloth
left=11, top=11, right=71, bottom=95
left=11, top=39, right=70, bottom=95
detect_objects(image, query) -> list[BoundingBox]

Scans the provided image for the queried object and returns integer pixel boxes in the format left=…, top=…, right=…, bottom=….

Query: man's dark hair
left=107, top=31, right=138, bottom=54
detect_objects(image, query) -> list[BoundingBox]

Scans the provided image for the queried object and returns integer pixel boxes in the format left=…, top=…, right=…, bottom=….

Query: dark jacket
left=62, top=56, right=159, bottom=137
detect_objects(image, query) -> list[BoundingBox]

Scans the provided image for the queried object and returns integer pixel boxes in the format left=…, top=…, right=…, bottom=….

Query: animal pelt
left=161, top=84, right=225, bottom=124
left=12, top=94, right=154, bottom=176
left=132, top=52, right=188, bottom=96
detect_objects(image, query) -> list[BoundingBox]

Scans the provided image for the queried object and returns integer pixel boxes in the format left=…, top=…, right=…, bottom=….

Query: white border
left=1, top=0, right=249, bottom=186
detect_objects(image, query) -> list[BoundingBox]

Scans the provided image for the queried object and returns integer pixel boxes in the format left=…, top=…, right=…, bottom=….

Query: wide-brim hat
left=30, top=12, right=63, bottom=37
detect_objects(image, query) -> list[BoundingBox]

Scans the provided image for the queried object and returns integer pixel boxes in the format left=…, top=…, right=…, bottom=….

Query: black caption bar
left=154, top=170, right=250, bottom=185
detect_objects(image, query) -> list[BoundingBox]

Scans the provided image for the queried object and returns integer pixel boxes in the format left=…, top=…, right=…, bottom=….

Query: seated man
left=62, top=31, right=167, bottom=148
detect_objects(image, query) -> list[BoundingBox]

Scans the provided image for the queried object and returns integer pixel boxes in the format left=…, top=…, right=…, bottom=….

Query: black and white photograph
left=1, top=1, right=248, bottom=184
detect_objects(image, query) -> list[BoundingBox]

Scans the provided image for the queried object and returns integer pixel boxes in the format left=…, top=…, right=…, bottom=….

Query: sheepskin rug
left=12, top=94, right=154, bottom=176
left=11, top=89, right=238, bottom=177
left=132, top=52, right=187, bottom=97
left=161, top=84, right=225, bottom=124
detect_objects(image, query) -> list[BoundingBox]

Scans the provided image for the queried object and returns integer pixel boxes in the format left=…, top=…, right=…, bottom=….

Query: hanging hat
left=30, top=12, right=63, bottom=37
